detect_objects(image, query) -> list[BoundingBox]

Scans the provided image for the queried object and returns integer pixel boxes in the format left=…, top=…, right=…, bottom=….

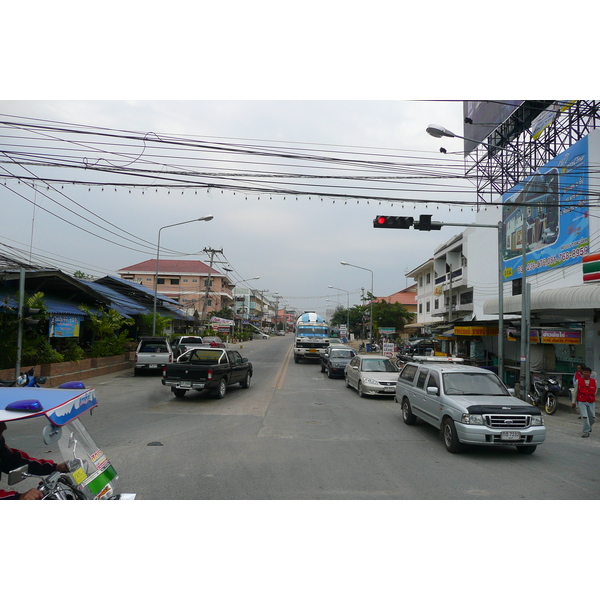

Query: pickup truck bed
left=162, top=348, right=252, bottom=398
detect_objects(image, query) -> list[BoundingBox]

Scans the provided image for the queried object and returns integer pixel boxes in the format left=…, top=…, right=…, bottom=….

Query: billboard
left=502, top=135, right=589, bottom=282
left=463, top=101, right=523, bottom=154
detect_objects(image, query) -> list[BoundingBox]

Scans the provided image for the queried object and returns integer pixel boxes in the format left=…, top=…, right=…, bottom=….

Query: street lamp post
left=328, top=285, right=350, bottom=339
left=153, top=215, right=214, bottom=336
left=427, top=124, right=535, bottom=394
left=341, top=262, right=374, bottom=346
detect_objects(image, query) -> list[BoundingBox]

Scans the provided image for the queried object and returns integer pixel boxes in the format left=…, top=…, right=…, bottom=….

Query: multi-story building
left=117, top=259, right=233, bottom=320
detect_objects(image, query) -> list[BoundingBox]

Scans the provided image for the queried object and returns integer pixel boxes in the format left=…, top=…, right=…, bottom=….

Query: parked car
left=171, top=335, right=204, bottom=358
left=344, top=354, right=399, bottom=397
left=202, top=336, right=226, bottom=348
left=395, top=359, right=546, bottom=454
left=134, top=336, right=173, bottom=375
left=162, top=347, right=252, bottom=398
left=320, top=345, right=356, bottom=378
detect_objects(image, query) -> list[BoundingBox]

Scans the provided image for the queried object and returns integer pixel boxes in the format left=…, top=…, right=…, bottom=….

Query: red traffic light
left=373, top=215, right=414, bottom=229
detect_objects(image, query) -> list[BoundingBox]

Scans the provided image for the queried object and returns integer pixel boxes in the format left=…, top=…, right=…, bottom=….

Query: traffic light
left=373, top=216, right=414, bottom=229
left=414, top=215, right=442, bottom=231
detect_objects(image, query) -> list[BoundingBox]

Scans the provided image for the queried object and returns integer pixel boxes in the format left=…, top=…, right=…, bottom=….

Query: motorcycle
left=2, top=382, right=135, bottom=499
left=0, top=367, right=45, bottom=388
left=528, top=375, right=561, bottom=416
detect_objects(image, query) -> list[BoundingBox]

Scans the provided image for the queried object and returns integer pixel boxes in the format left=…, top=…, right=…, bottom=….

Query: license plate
left=149, top=364, right=157, bottom=369
left=308, top=349, right=317, bottom=353
left=180, top=381, right=192, bottom=388
left=501, top=431, right=522, bottom=441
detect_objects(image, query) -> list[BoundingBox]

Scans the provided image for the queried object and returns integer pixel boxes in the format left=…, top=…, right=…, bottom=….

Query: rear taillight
left=135, top=353, right=139, bottom=362
left=168, top=354, right=173, bottom=363
left=207, top=368, right=213, bottom=381
left=163, top=367, right=167, bottom=377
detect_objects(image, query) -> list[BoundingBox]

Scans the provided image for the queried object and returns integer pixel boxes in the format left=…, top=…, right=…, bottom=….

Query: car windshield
left=361, top=359, right=397, bottom=373
left=442, top=372, right=509, bottom=396
left=331, top=350, right=354, bottom=359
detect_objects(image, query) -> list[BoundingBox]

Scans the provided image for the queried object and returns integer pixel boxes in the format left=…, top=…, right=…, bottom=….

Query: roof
left=117, top=259, right=222, bottom=276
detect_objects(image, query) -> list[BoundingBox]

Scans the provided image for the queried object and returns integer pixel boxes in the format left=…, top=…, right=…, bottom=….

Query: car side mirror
left=242, top=358, right=248, bottom=363
left=426, top=386, right=439, bottom=395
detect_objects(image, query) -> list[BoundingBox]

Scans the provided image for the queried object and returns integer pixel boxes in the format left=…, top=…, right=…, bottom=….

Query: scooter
left=528, top=375, right=561, bottom=416
left=2, top=383, right=135, bottom=499
left=0, top=367, right=45, bottom=388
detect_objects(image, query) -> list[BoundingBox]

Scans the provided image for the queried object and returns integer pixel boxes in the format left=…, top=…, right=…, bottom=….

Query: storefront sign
left=49, top=316, right=80, bottom=338
left=540, top=329, right=581, bottom=344
left=454, top=326, right=499, bottom=336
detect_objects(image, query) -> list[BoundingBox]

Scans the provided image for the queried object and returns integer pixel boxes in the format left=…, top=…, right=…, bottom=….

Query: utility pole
left=200, top=247, right=222, bottom=328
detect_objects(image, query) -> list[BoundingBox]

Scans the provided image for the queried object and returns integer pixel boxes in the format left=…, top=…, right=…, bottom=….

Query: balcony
left=434, top=268, right=463, bottom=286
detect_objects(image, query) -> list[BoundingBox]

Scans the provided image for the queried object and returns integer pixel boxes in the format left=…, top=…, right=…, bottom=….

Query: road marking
left=272, top=343, right=294, bottom=389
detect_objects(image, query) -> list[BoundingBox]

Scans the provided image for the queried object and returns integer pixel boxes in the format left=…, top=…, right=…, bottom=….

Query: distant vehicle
left=135, top=337, right=173, bottom=376
left=344, top=355, right=399, bottom=397
left=276, top=330, right=285, bottom=336
left=320, top=345, right=356, bottom=378
left=162, top=347, right=252, bottom=398
left=294, top=311, right=329, bottom=363
left=171, top=336, right=204, bottom=358
left=202, top=336, right=226, bottom=348
left=395, top=360, right=546, bottom=454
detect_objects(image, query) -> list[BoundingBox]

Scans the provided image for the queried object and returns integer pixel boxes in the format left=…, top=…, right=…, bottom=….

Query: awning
left=484, top=283, right=600, bottom=317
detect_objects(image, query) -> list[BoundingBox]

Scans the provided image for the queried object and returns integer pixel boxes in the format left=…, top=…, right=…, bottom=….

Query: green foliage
left=79, top=305, right=134, bottom=357
left=137, top=312, right=173, bottom=336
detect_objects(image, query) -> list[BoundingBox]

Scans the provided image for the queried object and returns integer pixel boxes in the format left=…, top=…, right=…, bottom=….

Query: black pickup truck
left=162, top=347, right=252, bottom=398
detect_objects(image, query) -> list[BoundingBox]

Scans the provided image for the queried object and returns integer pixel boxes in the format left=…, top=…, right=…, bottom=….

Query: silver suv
left=395, top=359, right=546, bottom=454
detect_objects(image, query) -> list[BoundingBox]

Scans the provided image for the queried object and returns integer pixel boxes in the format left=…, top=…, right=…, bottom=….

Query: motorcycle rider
left=0, top=421, right=69, bottom=500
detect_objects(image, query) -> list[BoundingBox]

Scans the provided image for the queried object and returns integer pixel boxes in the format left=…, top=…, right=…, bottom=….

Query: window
left=183, top=278, right=188, bottom=283
left=426, top=301, right=430, bottom=312
left=192, top=279, right=198, bottom=283
left=434, top=299, right=439, bottom=309
left=400, top=364, right=418, bottom=382
left=170, top=279, right=179, bottom=285
left=157, top=278, right=165, bottom=285
left=419, top=276, right=423, bottom=287
left=419, top=303, right=423, bottom=313
left=427, top=372, right=440, bottom=393
left=416, top=368, right=429, bottom=389
left=146, top=277, right=152, bottom=281
left=426, top=273, right=431, bottom=284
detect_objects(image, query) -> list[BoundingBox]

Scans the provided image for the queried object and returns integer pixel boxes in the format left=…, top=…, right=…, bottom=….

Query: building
left=117, top=259, right=234, bottom=321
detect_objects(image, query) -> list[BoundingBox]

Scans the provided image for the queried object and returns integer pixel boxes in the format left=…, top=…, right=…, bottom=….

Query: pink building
left=117, top=259, right=233, bottom=319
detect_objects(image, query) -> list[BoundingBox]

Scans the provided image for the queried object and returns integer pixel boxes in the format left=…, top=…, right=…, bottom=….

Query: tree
left=371, top=300, right=414, bottom=338
left=79, top=305, right=134, bottom=357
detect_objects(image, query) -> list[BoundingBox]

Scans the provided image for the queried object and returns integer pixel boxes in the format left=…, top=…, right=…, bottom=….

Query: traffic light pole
left=374, top=215, right=504, bottom=382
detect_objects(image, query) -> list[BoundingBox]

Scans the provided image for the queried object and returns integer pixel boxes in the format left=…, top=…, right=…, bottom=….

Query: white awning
left=484, top=283, right=600, bottom=316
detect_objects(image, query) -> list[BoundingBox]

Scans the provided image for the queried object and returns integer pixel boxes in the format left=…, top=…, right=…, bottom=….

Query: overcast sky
left=0, top=99, right=480, bottom=314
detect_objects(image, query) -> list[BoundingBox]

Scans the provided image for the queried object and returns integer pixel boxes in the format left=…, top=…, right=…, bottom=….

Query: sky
left=0, top=99, right=479, bottom=315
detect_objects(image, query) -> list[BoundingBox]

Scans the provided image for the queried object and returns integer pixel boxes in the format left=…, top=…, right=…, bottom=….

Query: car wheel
left=327, top=367, right=333, bottom=379
left=357, top=381, right=365, bottom=398
left=294, top=355, right=300, bottom=363
left=213, top=378, right=227, bottom=399
left=241, top=372, right=251, bottom=389
left=442, top=417, right=464, bottom=453
left=321, top=363, right=326, bottom=373
left=401, top=397, right=417, bottom=425
left=516, top=445, right=537, bottom=454
left=173, top=388, right=187, bottom=398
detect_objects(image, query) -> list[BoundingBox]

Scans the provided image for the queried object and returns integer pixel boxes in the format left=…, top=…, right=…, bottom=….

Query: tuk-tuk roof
left=0, top=387, right=97, bottom=425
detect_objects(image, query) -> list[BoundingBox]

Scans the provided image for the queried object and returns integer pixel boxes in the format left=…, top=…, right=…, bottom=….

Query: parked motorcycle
left=2, top=383, right=135, bottom=500
left=528, top=375, right=561, bottom=415
left=0, top=367, right=45, bottom=388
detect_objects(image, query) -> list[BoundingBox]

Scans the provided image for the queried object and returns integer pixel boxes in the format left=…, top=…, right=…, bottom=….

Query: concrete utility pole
left=200, top=247, right=222, bottom=328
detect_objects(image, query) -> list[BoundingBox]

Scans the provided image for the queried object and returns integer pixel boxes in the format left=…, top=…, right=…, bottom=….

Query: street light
left=328, top=285, right=350, bottom=339
left=341, top=261, right=374, bottom=345
left=427, top=123, right=531, bottom=395
left=153, top=215, right=214, bottom=335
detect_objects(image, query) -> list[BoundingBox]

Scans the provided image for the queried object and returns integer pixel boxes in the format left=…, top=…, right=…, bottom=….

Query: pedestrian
left=571, top=366, right=597, bottom=438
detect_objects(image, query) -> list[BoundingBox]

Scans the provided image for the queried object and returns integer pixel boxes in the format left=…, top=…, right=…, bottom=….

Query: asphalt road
left=3, top=335, right=600, bottom=500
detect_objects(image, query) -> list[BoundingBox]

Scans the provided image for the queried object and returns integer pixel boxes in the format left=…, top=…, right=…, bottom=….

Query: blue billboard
left=502, top=136, right=589, bottom=281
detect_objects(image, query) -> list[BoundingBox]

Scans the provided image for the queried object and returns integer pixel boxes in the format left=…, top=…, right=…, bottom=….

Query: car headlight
left=461, top=414, right=484, bottom=425
left=363, top=378, right=379, bottom=386
left=531, top=415, right=545, bottom=426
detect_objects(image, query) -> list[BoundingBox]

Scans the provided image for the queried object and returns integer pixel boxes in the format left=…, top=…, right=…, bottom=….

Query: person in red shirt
left=572, top=366, right=597, bottom=438
left=0, top=421, right=69, bottom=500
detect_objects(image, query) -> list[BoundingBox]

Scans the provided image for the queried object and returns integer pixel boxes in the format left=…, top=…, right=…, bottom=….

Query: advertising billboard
left=463, top=101, right=523, bottom=154
left=502, top=135, right=589, bottom=282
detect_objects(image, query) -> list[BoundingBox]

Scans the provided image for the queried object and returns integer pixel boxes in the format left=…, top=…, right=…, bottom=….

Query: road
left=4, top=335, right=600, bottom=500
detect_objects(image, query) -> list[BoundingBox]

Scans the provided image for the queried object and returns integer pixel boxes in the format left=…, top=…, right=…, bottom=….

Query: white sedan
left=344, top=355, right=400, bottom=397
